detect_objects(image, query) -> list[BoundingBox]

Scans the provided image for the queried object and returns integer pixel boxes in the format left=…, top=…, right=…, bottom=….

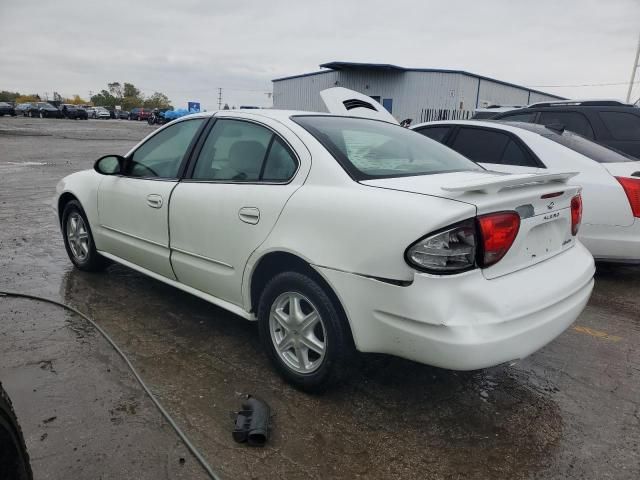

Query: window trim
left=445, top=124, right=547, bottom=168
left=183, top=117, right=300, bottom=185
left=119, top=117, right=210, bottom=182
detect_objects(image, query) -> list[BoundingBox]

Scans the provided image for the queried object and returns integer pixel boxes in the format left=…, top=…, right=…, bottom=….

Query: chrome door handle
left=238, top=207, right=260, bottom=224
left=146, top=194, right=163, bottom=209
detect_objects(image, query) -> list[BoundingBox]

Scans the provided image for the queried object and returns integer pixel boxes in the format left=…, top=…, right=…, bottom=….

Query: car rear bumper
left=315, top=242, right=595, bottom=370
left=580, top=220, right=640, bottom=263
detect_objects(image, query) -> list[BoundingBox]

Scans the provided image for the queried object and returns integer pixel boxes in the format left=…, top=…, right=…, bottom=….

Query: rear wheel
left=61, top=200, right=108, bottom=272
left=0, top=383, right=33, bottom=480
left=258, top=271, right=354, bottom=392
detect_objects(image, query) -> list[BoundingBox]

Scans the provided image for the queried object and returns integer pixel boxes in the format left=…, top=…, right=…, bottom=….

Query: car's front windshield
left=293, top=115, right=482, bottom=179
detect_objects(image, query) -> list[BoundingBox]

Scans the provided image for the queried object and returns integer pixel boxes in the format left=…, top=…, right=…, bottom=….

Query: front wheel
left=61, top=200, right=108, bottom=272
left=258, top=271, right=355, bottom=392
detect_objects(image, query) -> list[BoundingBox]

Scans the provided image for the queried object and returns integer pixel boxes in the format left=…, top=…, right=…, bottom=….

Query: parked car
left=93, top=106, right=111, bottom=119
left=129, top=107, right=152, bottom=121
left=116, top=110, right=129, bottom=120
left=0, top=382, right=33, bottom=480
left=492, top=100, right=640, bottom=159
left=412, top=120, right=640, bottom=263
left=0, top=101, right=16, bottom=116
left=55, top=88, right=594, bottom=391
left=60, top=104, right=88, bottom=120
left=14, top=103, right=32, bottom=116
left=29, top=102, right=64, bottom=118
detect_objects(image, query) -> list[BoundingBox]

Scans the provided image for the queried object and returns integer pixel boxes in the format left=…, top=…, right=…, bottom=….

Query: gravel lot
left=0, top=116, right=638, bottom=480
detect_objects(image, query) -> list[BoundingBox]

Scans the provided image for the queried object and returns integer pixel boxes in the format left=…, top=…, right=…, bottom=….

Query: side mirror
left=94, top=155, right=125, bottom=175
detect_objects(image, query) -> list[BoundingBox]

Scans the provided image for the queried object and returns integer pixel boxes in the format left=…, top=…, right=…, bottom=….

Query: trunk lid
left=320, top=87, right=399, bottom=125
left=362, top=170, right=582, bottom=279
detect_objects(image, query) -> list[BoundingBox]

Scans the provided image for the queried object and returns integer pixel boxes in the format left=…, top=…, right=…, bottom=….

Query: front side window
left=538, top=111, right=594, bottom=139
left=599, top=111, right=640, bottom=141
left=127, top=118, right=205, bottom=178
left=192, top=119, right=297, bottom=182
left=293, top=116, right=480, bottom=179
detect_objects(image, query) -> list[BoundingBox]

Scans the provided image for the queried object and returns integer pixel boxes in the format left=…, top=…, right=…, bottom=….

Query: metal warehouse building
left=272, top=61, right=564, bottom=123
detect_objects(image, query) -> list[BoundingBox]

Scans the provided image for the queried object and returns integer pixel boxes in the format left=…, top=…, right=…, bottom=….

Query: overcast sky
left=1, top=0, right=639, bottom=109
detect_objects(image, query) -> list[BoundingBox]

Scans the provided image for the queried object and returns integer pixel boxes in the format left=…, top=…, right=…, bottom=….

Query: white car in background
left=93, top=106, right=111, bottom=119
left=412, top=120, right=640, bottom=263
left=54, top=89, right=594, bottom=391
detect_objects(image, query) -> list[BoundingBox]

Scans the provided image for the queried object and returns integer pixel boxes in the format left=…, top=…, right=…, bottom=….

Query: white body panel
left=55, top=108, right=595, bottom=371
left=412, top=120, right=640, bottom=262
left=97, top=177, right=177, bottom=279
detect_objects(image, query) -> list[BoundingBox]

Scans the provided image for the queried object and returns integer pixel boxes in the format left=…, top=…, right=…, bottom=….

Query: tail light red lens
left=616, top=176, right=640, bottom=218
left=477, top=212, right=520, bottom=268
left=570, top=194, right=582, bottom=236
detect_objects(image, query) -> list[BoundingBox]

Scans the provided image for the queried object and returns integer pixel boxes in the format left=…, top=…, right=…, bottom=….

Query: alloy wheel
left=269, top=292, right=327, bottom=374
left=66, top=212, right=90, bottom=262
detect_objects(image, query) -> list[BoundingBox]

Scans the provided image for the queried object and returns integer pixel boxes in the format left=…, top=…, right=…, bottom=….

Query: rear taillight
left=616, top=176, right=640, bottom=218
left=405, top=212, right=521, bottom=274
left=476, top=212, right=520, bottom=268
left=571, top=194, right=582, bottom=235
left=405, top=219, right=477, bottom=273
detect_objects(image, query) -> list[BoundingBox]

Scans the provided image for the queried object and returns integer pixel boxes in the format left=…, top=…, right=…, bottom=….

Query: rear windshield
left=292, top=116, right=481, bottom=179
left=542, top=130, right=634, bottom=163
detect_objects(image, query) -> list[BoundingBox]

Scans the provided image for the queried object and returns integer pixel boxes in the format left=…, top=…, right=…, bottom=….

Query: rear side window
left=542, top=130, right=634, bottom=163
left=262, top=138, right=297, bottom=181
left=450, top=127, right=538, bottom=167
left=538, top=112, right=594, bottom=139
left=415, top=126, right=451, bottom=143
left=599, top=111, right=640, bottom=141
left=192, top=119, right=297, bottom=182
left=498, top=112, right=536, bottom=123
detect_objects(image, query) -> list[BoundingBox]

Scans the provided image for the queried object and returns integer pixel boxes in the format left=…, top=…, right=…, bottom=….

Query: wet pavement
left=0, top=116, right=638, bottom=479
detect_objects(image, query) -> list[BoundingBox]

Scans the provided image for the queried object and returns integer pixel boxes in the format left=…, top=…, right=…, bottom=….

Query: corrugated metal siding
left=273, top=70, right=562, bottom=119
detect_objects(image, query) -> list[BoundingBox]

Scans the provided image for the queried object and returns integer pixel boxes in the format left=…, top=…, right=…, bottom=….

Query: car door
left=96, top=117, right=207, bottom=279
left=446, top=126, right=545, bottom=174
left=169, top=114, right=308, bottom=307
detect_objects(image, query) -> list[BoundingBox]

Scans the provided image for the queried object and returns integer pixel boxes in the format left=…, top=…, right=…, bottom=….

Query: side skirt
left=98, top=250, right=256, bottom=321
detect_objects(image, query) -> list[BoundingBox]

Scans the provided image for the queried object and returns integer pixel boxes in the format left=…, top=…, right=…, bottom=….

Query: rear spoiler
left=442, top=172, right=579, bottom=194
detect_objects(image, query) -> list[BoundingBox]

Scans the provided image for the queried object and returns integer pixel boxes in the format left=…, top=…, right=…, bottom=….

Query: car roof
left=177, top=109, right=352, bottom=123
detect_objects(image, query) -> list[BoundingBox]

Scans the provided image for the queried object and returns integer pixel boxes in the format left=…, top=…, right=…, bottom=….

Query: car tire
left=61, top=200, right=108, bottom=272
left=258, top=271, right=355, bottom=392
left=39, top=112, right=44, bottom=119
left=0, top=383, right=33, bottom=480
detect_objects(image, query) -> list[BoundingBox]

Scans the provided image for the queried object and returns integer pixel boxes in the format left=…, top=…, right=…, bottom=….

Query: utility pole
left=217, top=88, right=222, bottom=110
left=626, top=32, right=640, bottom=103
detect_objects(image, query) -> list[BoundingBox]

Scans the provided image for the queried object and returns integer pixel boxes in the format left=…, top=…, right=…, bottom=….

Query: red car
left=129, top=108, right=153, bottom=121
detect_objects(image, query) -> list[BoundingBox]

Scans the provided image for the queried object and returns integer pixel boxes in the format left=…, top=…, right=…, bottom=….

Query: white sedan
left=412, top=120, right=640, bottom=263
left=55, top=92, right=594, bottom=391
